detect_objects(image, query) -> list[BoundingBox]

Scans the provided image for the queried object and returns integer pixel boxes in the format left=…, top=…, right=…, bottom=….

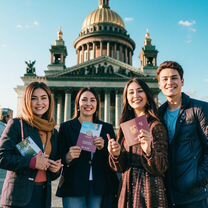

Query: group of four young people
left=0, top=60, right=208, bottom=208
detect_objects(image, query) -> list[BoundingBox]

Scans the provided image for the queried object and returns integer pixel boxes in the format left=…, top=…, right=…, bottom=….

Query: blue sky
left=0, top=0, right=208, bottom=116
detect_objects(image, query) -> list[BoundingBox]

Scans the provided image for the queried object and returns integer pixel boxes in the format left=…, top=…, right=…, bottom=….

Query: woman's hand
left=66, top=146, right=81, bottom=163
left=107, top=134, right=121, bottom=157
left=48, top=159, right=63, bottom=173
left=138, top=129, right=153, bottom=157
left=94, top=137, right=104, bottom=150
left=35, top=152, right=50, bottom=171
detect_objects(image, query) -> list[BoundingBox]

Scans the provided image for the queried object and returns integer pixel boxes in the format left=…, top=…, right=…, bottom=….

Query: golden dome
left=82, top=7, right=125, bottom=30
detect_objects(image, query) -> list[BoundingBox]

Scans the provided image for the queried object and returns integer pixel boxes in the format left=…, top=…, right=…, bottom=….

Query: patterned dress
left=109, top=119, right=168, bottom=208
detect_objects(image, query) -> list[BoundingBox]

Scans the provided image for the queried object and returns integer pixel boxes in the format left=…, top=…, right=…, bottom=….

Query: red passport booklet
left=120, top=115, right=149, bottom=147
left=76, top=122, right=102, bottom=153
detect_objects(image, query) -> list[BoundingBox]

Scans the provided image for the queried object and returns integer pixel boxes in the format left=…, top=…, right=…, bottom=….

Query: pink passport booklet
left=120, top=115, right=149, bottom=147
left=76, top=122, right=102, bottom=153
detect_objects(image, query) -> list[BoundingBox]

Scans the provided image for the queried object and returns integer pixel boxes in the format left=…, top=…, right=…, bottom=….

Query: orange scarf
left=31, top=116, right=55, bottom=183
left=31, top=115, right=55, bottom=155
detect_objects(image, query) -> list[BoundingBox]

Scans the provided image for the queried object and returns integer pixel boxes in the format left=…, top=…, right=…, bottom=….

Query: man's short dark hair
left=157, top=61, right=184, bottom=80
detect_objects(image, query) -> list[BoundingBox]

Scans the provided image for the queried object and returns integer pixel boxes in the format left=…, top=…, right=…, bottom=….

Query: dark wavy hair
left=73, top=88, right=100, bottom=122
left=117, top=78, right=159, bottom=141
left=157, top=61, right=184, bottom=80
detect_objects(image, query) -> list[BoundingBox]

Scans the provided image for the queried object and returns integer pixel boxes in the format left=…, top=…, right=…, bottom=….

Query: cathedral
left=15, top=0, right=159, bottom=128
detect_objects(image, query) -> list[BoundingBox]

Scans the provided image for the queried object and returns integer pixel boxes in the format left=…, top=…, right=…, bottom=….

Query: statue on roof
left=58, top=28, right=63, bottom=41
left=25, top=60, right=36, bottom=75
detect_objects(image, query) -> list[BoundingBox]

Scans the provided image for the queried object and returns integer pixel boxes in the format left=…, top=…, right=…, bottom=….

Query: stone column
left=107, top=42, right=110, bottom=56
left=125, top=47, right=128, bottom=63
left=87, top=43, right=90, bottom=61
left=16, top=90, right=24, bottom=117
left=51, top=92, right=56, bottom=119
left=56, top=95, right=63, bottom=126
left=77, top=49, right=80, bottom=64
left=129, top=50, right=132, bottom=65
left=82, top=46, right=84, bottom=63
left=98, top=93, right=102, bottom=120
left=100, top=42, right=103, bottom=56
left=104, top=90, right=110, bottom=122
left=93, top=42, right=96, bottom=59
left=119, top=45, right=123, bottom=61
left=115, top=90, right=122, bottom=129
left=64, top=91, right=71, bottom=121
left=51, top=53, right=54, bottom=64
left=114, top=43, right=117, bottom=59
left=61, top=54, right=64, bottom=63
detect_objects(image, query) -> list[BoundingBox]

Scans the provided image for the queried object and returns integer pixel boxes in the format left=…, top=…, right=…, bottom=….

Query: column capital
left=104, top=88, right=112, bottom=94
left=115, top=88, right=123, bottom=94
left=65, top=88, right=72, bottom=93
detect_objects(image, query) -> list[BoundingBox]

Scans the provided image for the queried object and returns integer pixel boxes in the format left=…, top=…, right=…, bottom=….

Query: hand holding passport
left=76, top=122, right=102, bottom=153
left=120, top=115, right=149, bottom=147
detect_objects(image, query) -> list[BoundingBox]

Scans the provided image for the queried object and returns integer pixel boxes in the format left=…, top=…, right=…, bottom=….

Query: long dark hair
left=73, top=88, right=100, bottom=122
left=117, top=78, right=159, bottom=141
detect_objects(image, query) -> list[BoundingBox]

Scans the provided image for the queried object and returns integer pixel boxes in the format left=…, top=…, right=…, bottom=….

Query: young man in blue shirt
left=157, top=61, right=208, bottom=208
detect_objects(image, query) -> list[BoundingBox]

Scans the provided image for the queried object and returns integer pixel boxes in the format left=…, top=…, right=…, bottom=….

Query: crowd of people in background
left=0, top=60, right=208, bottom=208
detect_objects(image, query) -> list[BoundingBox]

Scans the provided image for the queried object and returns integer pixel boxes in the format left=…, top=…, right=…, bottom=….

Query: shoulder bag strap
left=20, top=119, right=24, bottom=141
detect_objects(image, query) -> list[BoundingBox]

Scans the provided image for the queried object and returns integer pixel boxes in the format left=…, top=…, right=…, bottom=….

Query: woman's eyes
left=31, top=96, right=48, bottom=101
left=81, top=99, right=96, bottom=102
left=128, top=90, right=143, bottom=94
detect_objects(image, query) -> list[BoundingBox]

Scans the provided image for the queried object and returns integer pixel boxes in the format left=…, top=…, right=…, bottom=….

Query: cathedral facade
left=15, top=0, right=159, bottom=128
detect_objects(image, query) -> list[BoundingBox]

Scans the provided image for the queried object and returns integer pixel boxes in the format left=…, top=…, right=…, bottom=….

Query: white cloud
left=16, top=24, right=23, bottom=29
left=33, top=21, right=39, bottom=26
left=178, top=20, right=196, bottom=27
left=124, top=17, right=134, bottom=22
left=16, top=20, right=39, bottom=30
left=178, top=20, right=196, bottom=34
left=178, top=20, right=196, bottom=43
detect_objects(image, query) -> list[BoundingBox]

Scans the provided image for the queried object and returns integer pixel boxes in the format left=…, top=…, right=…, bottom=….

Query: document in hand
left=120, top=115, right=149, bottom=147
left=16, top=136, right=41, bottom=157
left=76, top=122, right=102, bottom=153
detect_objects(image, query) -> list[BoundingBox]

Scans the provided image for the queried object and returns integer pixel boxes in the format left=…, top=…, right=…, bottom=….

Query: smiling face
left=127, top=81, right=147, bottom=115
left=31, top=88, right=49, bottom=117
left=79, top=91, right=97, bottom=119
left=158, top=68, right=184, bottom=99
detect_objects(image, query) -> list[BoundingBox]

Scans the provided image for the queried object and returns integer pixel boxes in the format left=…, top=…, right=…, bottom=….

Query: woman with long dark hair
left=56, top=88, right=118, bottom=208
left=108, top=78, right=168, bottom=208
